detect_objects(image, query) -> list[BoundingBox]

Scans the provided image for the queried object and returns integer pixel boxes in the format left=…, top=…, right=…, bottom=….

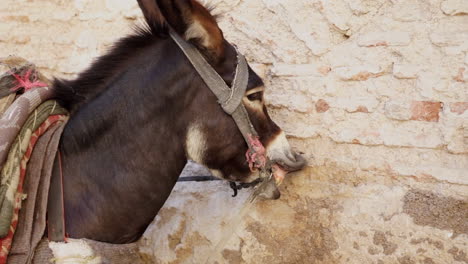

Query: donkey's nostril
left=273, top=151, right=307, bottom=172
left=292, top=152, right=307, bottom=169
left=287, top=152, right=307, bottom=171
left=272, top=189, right=281, bottom=200
left=285, top=151, right=296, bottom=161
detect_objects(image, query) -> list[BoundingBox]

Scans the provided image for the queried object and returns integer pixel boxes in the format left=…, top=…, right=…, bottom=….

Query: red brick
left=316, top=99, right=330, bottom=113
left=0, top=15, right=30, bottom=23
left=354, top=106, right=369, bottom=113
left=410, top=101, right=442, bottom=122
left=453, top=67, right=465, bottom=82
left=350, top=72, right=372, bottom=81
left=317, top=66, right=331, bottom=76
left=450, top=102, right=468, bottom=115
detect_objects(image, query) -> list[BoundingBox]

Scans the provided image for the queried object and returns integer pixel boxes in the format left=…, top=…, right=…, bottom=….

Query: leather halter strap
left=169, top=31, right=259, bottom=147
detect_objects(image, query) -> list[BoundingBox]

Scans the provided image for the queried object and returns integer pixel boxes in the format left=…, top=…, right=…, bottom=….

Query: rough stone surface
left=441, top=0, right=468, bottom=16
left=450, top=102, right=468, bottom=115
left=333, top=65, right=384, bottom=81
left=385, top=100, right=412, bottom=121
left=393, top=64, right=419, bottom=79
left=357, top=31, right=412, bottom=47
left=1, top=0, right=467, bottom=263
left=403, top=189, right=468, bottom=237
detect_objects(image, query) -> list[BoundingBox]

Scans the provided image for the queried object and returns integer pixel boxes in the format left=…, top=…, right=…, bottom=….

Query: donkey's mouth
left=271, top=164, right=288, bottom=185
left=256, top=153, right=306, bottom=200
left=255, top=164, right=293, bottom=200
left=270, top=152, right=307, bottom=185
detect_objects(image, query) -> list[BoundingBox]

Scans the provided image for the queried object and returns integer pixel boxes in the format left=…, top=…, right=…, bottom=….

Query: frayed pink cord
left=245, top=134, right=267, bottom=172
left=9, top=69, right=48, bottom=92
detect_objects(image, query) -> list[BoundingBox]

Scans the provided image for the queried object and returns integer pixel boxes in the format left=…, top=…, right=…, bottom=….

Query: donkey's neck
left=58, top=39, right=196, bottom=243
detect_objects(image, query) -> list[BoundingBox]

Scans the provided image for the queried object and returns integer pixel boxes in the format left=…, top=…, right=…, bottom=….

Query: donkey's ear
left=139, top=0, right=224, bottom=58
left=137, top=0, right=166, bottom=30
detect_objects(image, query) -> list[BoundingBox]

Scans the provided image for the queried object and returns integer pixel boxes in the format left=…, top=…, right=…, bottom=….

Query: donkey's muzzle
left=255, top=177, right=281, bottom=200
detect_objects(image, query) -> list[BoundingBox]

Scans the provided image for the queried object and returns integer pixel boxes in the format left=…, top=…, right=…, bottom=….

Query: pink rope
left=9, top=69, right=48, bottom=92
left=245, top=134, right=267, bottom=172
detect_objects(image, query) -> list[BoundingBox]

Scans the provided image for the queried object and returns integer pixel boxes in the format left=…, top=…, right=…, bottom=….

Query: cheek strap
left=170, top=30, right=269, bottom=169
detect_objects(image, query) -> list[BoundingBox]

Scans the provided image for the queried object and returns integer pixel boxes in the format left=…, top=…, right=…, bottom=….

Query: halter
left=170, top=31, right=270, bottom=175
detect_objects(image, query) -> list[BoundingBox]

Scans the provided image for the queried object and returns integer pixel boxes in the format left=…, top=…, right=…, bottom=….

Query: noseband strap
left=169, top=31, right=259, bottom=146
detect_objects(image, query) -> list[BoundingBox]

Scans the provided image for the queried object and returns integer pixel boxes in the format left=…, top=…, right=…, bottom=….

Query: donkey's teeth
left=272, top=164, right=287, bottom=186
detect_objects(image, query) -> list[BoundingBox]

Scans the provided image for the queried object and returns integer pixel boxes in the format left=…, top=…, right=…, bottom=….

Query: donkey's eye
left=245, top=87, right=265, bottom=102
left=247, top=92, right=263, bottom=101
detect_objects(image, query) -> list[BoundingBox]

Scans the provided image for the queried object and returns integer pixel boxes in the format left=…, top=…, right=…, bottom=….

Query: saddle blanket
left=0, top=57, right=143, bottom=264
left=0, top=57, right=68, bottom=263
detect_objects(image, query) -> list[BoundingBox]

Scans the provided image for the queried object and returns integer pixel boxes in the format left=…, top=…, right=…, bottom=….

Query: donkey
left=51, top=0, right=306, bottom=244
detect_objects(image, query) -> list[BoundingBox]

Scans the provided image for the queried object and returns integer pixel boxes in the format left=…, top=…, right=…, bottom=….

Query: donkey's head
left=138, top=0, right=306, bottom=199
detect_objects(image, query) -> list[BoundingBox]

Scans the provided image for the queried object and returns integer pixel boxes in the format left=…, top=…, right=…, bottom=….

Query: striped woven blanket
left=0, top=57, right=144, bottom=264
left=0, top=57, right=68, bottom=264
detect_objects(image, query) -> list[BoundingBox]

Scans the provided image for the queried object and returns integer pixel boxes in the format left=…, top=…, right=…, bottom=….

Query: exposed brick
left=355, top=106, right=369, bottom=113
left=316, top=99, right=330, bottom=113
left=334, top=65, right=384, bottom=81
left=453, top=67, right=466, bottom=82
left=450, top=102, right=468, bottom=115
left=441, top=0, right=468, bottom=15
left=0, top=15, right=30, bottom=23
left=410, top=101, right=442, bottom=122
left=317, top=66, right=331, bottom=76
left=393, top=64, right=419, bottom=79
left=358, top=32, right=411, bottom=47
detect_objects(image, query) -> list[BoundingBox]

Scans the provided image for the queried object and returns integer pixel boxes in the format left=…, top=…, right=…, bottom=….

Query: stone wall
left=1, top=0, right=467, bottom=263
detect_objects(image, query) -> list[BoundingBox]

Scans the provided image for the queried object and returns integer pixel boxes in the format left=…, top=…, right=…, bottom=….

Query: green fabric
left=0, top=100, right=67, bottom=237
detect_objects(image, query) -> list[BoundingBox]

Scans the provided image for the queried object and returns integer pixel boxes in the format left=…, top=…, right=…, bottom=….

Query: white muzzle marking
left=185, top=123, right=206, bottom=165
left=266, top=131, right=294, bottom=164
